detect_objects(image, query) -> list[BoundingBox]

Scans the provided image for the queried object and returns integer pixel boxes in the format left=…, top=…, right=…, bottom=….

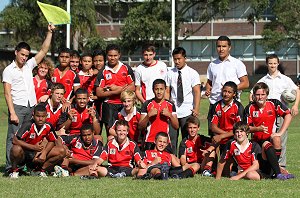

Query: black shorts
left=107, top=166, right=133, bottom=176
left=101, top=102, right=123, bottom=127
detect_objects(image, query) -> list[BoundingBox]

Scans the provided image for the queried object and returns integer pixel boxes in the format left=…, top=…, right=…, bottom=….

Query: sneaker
left=161, top=162, right=170, bottom=180
left=54, top=165, right=69, bottom=177
left=202, top=170, right=212, bottom=177
left=140, top=173, right=152, bottom=180
left=39, top=171, right=47, bottom=178
left=112, top=172, right=126, bottom=178
left=9, top=172, right=19, bottom=179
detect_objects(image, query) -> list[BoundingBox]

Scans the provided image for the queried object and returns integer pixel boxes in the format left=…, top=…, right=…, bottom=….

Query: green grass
left=0, top=85, right=299, bottom=198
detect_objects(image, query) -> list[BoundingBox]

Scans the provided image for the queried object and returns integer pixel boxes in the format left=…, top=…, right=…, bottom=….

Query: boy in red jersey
left=109, top=90, right=142, bottom=145
left=137, top=132, right=198, bottom=180
left=139, top=79, right=179, bottom=152
left=89, top=120, right=145, bottom=178
left=216, top=122, right=261, bottom=180
left=78, top=52, right=97, bottom=100
left=57, top=124, right=103, bottom=177
left=9, top=105, right=65, bottom=179
left=178, top=116, right=214, bottom=176
left=95, top=44, right=135, bottom=133
left=57, top=88, right=101, bottom=136
left=52, top=48, right=80, bottom=102
left=245, top=82, right=294, bottom=179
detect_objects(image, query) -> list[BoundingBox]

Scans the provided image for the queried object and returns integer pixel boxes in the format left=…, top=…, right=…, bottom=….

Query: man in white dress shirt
left=2, top=24, right=55, bottom=173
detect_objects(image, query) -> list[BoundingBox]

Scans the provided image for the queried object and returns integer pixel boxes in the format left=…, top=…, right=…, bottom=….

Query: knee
left=10, top=145, right=24, bottom=158
left=57, top=146, right=67, bottom=159
left=272, top=137, right=281, bottom=148
left=245, top=171, right=260, bottom=181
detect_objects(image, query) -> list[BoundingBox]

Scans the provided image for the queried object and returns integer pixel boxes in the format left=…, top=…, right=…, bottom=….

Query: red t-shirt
left=78, top=70, right=97, bottom=94
left=143, top=150, right=172, bottom=166
left=178, top=134, right=211, bottom=163
left=94, top=62, right=134, bottom=104
left=33, top=78, right=52, bottom=102
left=97, top=138, right=142, bottom=168
left=141, top=99, right=176, bottom=143
left=224, top=140, right=261, bottom=171
left=245, top=99, right=290, bottom=142
left=52, top=68, right=80, bottom=100
left=211, top=99, right=244, bottom=144
left=16, top=120, right=57, bottom=145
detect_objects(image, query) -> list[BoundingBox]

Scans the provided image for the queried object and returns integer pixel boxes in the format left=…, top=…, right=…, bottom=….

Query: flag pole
left=171, top=0, right=175, bottom=67
left=66, top=0, right=70, bottom=48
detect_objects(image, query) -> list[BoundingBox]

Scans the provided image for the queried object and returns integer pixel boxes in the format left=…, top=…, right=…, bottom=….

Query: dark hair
left=93, top=49, right=106, bottom=62
left=172, top=47, right=186, bottom=58
left=75, top=88, right=88, bottom=96
left=253, top=82, right=269, bottom=96
left=115, top=119, right=129, bottom=130
left=152, top=79, right=166, bottom=90
left=233, top=122, right=250, bottom=134
left=266, top=54, right=279, bottom=64
left=70, top=50, right=80, bottom=58
left=34, top=104, right=47, bottom=114
left=155, top=132, right=168, bottom=140
left=106, top=44, right=121, bottom=54
left=81, top=51, right=93, bottom=59
left=223, top=81, right=238, bottom=95
left=185, top=116, right=200, bottom=127
left=217, top=36, right=231, bottom=46
left=142, top=44, right=156, bottom=53
left=81, top=124, right=94, bottom=133
left=15, top=42, right=31, bottom=52
left=59, top=47, right=71, bottom=56
left=50, top=83, right=65, bottom=94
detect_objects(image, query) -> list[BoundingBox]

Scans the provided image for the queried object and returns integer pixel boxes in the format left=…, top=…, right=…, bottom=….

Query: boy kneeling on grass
left=88, top=120, right=146, bottom=178
left=136, top=132, right=199, bottom=180
left=9, top=105, right=66, bottom=179
left=55, top=124, right=103, bottom=177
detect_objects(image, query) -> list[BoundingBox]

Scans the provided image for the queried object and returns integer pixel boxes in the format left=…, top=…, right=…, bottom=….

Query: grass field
left=0, top=85, right=299, bottom=198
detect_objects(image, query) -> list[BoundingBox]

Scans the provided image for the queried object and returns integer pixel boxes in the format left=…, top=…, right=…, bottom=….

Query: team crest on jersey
left=253, top=111, right=259, bottom=117
left=110, top=148, right=116, bottom=154
left=75, top=142, right=82, bottom=149
left=106, top=73, right=112, bottom=80
left=47, top=112, right=50, bottom=119
left=30, top=133, right=36, bottom=139
left=160, top=69, right=165, bottom=75
left=65, top=79, right=71, bottom=85
left=267, top=110, right=273, bottom=116
left=187, top=147, right=193, bottom=153
left=121, top=72, right=127, bottom=77
left=72, top=116, right=77, bottom=122
left=151, top=152, right=157, bottom=158
left=217, top=111, right=222, bottom=117
left=234, top=149, right=240, bottom=156
left=51, top=77, right=56, bottom=82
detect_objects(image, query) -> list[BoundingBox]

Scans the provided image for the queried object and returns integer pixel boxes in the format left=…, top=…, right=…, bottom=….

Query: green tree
left=258, top=0, right=300, bottom=51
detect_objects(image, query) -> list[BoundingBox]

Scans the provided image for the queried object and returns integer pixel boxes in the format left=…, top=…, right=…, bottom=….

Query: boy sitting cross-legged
left=9, top=105, right=65, bottom=178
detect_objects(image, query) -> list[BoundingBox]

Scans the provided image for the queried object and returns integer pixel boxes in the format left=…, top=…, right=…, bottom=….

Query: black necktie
left=177, top=70, right=184, bottom=106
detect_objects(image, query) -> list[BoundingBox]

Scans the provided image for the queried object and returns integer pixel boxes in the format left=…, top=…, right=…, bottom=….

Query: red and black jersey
left=16, top=120, right=57, bottom=145
left=111, top=107, right=141, bottom=143
left=244, top=99, right=290, bottom=142
left=224, top=140, right=261, bottom=171
left=143, top=150, right=172, bottom=166
left=96, top=138, right=142, bottom=168
left=52, top=68, right=80, bottom=100
left=58, top=105, right=99, bottom=135
left=94, top=63, right=135, bottom=104
left=141, top=99, right=177, bottom=143
left=78, top=70, right=97, bottom=95
left=178, top=134, right=211, bottom=164
left=60, top=135, right=102, bottom=161
left=40, top=99, right=63, bottom=129
left=33, top=78, right=52, bottom=102
left=211, top=99, right=244, bottom=144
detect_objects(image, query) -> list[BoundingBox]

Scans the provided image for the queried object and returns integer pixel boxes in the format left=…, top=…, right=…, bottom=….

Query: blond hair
left=120, top=90, right=136, bottom=102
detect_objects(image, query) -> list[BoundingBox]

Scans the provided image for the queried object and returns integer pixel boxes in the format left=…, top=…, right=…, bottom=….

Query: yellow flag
left=37, top=1, right=71, bottom=25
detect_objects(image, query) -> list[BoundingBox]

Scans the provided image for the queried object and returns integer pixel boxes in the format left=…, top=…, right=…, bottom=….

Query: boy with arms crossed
left=10, top=105, right=65, bottom=178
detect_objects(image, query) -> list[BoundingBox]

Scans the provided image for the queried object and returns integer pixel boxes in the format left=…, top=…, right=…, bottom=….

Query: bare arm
left=180, top=155, right=187, bottom=166
left=12, top=136, right=43, bottom=151
left=205, top=79, right=212, bottom=96
left=135, top=85, right=146, bottom=103
left=272, top=114, right=293, bottom=137
left=34, top=24, right=55, bottom=64
left=192, top=84, right=201, bottom=116
left=138, top=114, right=149, bottom=131
left=165, top=86, right=171, bottom=100
left=237, top=75, right=249, bottom=91
left=291, top=88, right=300, bottom=116
left=69, top=158, right=95, bottom=166
left=4, top=82, right=19, bottom=124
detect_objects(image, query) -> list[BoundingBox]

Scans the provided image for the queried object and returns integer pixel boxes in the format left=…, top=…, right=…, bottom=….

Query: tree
left=0, top=0, right=99, bottom=51
left=258, top=0, right=300, bottom=51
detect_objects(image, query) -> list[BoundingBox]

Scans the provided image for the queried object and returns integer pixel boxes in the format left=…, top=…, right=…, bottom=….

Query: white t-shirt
left=135, top=60, right=168, bottom=100
left=2, top=57, right=37, bottom=107
left=255, top=72, right=298, bottom=106
left=207, top=55, right=248, bottom=104
left=166, top=65, right=200, bottom=118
